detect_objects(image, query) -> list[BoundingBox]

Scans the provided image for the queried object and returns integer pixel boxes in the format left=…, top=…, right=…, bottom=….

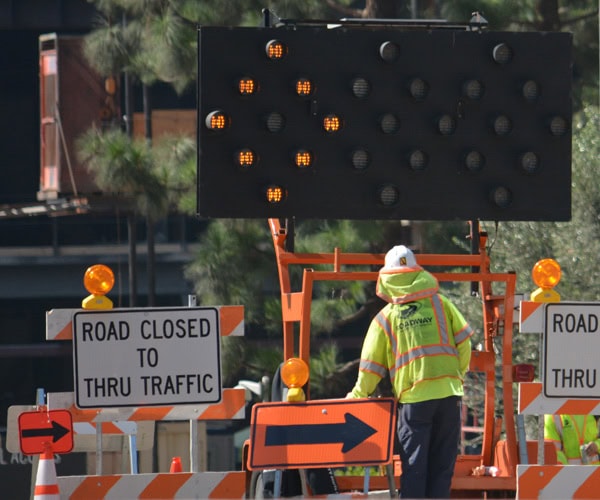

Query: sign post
left=543, top=302, right=600, bottom=398
left=248, top=398, right=396, bottom=470
left=72, top=307, right=222, bottom=408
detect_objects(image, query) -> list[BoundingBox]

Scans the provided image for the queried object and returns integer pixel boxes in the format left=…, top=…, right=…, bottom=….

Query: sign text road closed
left=543, top=302, right=600, bottom=398
left=73, top=307, right=221, bottom=408
left=248, top=398, right=397, bottom=470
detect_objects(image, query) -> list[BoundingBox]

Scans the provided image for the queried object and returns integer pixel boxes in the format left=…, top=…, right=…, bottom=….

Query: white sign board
left=543, top=302, right=600, bottom=398
left=73, top=307, right=221, bottom=408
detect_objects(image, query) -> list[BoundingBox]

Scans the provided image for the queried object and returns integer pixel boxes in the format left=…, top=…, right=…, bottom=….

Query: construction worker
left=544, top=414, right=600, bottom=464
left=347, top=245, right=473, bottom=498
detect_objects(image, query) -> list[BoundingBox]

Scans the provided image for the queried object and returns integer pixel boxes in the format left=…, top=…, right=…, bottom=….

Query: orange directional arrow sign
left=18, top=409, right=73, bottom=455
left=248, top=398, right=396, bottom=470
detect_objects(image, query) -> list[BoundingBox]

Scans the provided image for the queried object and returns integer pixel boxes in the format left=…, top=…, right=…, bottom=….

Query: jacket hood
left=376, top=268, right=439, bottom=304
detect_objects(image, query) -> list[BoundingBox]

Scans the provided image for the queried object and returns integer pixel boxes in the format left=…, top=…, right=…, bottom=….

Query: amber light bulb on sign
left=266, top=186, right=286, bottom=204
left=265, top=40, right=287, bottom=60
left=281, top=357, right=309, bottom=402
left=238, top=77, right=257, bottom=95
left=323, top=114, right=341, bottom=132
left=294, top=150, right=313, bottom=168
left=295, top=78, right=313, bottom=97
left=530, top=258, right=561, bottom=303
left=82, top=264, right=114, bottom=309
left=205, top=110, right=229, bottom=130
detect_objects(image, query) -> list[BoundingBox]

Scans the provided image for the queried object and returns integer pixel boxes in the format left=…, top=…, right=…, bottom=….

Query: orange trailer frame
left=267, top=218, right=519, bottom=495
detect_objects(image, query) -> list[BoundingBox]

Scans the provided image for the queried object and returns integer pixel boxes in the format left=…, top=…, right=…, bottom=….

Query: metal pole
left=188, top=294, right=199, bottom=472
left=537, top=332, right=545, bottom=464
left=129, top=435, right=139, bottom=474
left=96, top=422, right=103, bottom=475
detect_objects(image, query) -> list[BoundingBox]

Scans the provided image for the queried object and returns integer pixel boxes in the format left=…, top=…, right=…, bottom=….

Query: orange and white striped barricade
left=519, top=301, right=545, bottom=333
left=517, top=382, right=600, bottom=499
left=47, top=388, right=246, bottom=474
left=47, top=389, right=246, bottom=423
left=517, top=464, right=600, bottom=499
left=518, top=382, right=600, bottom=417
left=45, top=305, right=245, bottom=341
left=57, top=470, right=247, bottom=499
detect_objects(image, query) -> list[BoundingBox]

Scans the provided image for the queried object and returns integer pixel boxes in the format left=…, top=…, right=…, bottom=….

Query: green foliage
left=185, top=219, right=279, bottom=332
left=152, top=135, right=197, bottom=213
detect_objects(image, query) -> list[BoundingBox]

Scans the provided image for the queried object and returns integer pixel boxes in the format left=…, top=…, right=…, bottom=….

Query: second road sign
left=73, top=307, right=222, bottom=408
left=248, top=398, right=397, bottom=470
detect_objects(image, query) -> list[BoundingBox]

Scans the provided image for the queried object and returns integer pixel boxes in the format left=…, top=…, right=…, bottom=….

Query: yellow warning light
left=238, top=77, right=257, bottom=95
left=237, top=148, right=256, bottom=169
left=531, top=258, right=561, bottom=303
left=323, top=114, right=341, bottom=132
left=295, top=78, right=313, bottom=97
left=205, top=110, right=229, bottom=130
left=266, top=186, right=286, bottom=204
left=82, top=264, right=114, bottom=309
left=294, top=150, right=313, bottom=168
left=84, top=264, right=114, bottom=295
left=281, top=357, right=309, bottom=389
left=265, top=39, right=287, bottom=60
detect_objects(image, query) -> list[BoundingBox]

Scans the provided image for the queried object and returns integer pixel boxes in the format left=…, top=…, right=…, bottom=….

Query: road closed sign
left=73, top=307, right=221, bottom=408
left=543, top=302, right=600, bottom=398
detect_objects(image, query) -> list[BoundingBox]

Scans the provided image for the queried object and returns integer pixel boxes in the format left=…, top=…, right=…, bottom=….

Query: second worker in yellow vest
left=544, top=414, right=600, bottom=465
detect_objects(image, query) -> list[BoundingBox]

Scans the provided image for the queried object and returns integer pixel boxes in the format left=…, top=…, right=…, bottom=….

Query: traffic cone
left=34, top=448, right=60, bottom=500
left=170, top=456, right=183, bottom=473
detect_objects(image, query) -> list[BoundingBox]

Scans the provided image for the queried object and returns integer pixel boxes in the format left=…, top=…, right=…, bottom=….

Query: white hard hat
left=382, top=245, right=422, bottom=272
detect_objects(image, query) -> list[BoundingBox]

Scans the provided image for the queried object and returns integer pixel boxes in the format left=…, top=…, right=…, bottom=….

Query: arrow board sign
left=72, top=307, right=222, bottom=408
left=19, top=409, right=73, bottom=455
left=248, top=398, right=397, bottom=470
left=543, top=302, right=600, bottom=398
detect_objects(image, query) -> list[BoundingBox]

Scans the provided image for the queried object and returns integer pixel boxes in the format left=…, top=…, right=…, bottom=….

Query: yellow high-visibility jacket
left=544, top=414, right=600, bottom=465
left=349, top=268, right=473, bottom=403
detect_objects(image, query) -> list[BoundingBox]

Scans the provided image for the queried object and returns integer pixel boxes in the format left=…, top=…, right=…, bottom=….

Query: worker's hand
left=345, top=392, right=355, bottom=399
left=585, top=442, right=599, bottom=456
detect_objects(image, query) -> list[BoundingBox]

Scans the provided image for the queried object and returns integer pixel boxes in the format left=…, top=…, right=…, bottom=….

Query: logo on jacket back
left=400, top=302, right=421, bottom=318
left=398, top=301, right=433, bottom=329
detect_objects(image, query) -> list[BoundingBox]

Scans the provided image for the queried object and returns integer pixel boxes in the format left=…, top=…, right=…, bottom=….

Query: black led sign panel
left=197, top=26, right=572, bottom=221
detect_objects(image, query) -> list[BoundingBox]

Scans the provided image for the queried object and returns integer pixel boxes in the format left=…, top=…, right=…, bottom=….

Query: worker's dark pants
left=397, top=396, right=461, bottom=499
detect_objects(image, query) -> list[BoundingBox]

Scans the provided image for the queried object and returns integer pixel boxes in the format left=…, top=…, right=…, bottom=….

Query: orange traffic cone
left=34, top=448, right=60, bottom=500
left=170, top=456, right=183, bottom=473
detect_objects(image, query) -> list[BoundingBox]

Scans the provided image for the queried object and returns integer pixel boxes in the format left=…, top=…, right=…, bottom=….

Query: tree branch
left=560, top=9, right=599, bottom=28
left=324, top=0, right=365, bottom=18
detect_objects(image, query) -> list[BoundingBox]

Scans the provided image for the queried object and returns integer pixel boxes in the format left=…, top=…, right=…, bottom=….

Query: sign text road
left=248, top=398, right=396, bottom=470
left=73, top=307, right=221, bottom=408
left=543, top=302, right=600, bottom=398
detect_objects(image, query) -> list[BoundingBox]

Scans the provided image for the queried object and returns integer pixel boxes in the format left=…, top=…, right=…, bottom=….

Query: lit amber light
left=84, top=264, right=115, bottom=296
left=266, top=40, right=286, bottom=60
left=323, top=114, right=341, bottom=132
left=294, top=150, right=312, bottom=168
left=266, top=186, right=286, bottom=203
left=237, top=149, right=255, bottom=168
left=238, top=77, right=257, bottom=95
left=205, top=110, right=228, bottom=130
left=532, top=258, right=561, bottom=289
left=281, top=357, right=309, bottom=388
left=295, top=78, right=313, bottom=96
